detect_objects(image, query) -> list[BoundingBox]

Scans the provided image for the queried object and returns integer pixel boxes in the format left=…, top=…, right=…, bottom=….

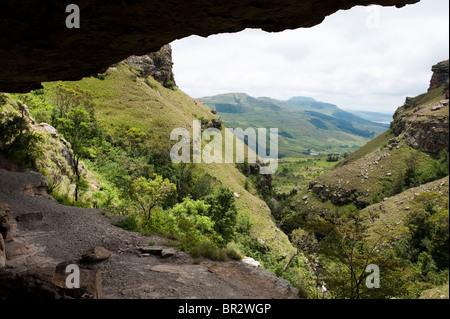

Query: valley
left=0, top=45, right=448, bottom=300
left=199, top=93, right=389, bottom=158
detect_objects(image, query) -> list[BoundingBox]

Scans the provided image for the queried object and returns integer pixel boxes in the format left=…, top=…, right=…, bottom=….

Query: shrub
left=191, top=242, right=244, bottom=261
left=0, top=104, right=44, bottom=168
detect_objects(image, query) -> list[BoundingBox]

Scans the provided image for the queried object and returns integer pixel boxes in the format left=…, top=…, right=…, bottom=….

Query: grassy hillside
left=200, top=93, right=389, bottom=157
left=5, top=62, right=296, bottom=266
left=266, top=77, right=448, bottom=298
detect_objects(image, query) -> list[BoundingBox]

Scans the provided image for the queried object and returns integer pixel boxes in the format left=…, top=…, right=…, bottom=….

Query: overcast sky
left=171, top=0, right=449, bottom=114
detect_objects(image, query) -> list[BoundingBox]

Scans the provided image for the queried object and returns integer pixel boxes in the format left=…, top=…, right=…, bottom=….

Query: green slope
left=200, top=93, right=389, bottom=157
left=31, top=63, right=296, bottom=259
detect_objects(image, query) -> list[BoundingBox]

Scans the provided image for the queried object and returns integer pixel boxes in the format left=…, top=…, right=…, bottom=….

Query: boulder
left=21, top=181, right=52, bottom=199
left=81, top=246, right=113, bottom=264
left=242, top=257, right=261, bottom=268
left=5, top=239, right=33, bottom=260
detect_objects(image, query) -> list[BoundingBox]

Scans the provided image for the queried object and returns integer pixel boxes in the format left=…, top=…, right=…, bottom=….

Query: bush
left=114, top=215, right=140, bottom=232
left=0, top=104, right=44, bottom=168
left=204, top=187, right=238, bottom=246
left=191, top=242, right=244, bottom=261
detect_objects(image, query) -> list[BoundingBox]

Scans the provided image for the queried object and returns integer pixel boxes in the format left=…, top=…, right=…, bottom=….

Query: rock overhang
left=0, top=0, right=420, bottom=93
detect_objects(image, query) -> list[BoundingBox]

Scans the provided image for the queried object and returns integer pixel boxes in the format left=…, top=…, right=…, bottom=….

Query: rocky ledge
left=0, top=167, right=298, bottom=299
left=391, top=60, right=449, bottom=154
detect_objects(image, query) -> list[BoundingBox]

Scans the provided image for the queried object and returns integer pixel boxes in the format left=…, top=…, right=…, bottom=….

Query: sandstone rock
left=5, top=239, right=33, bottom=260
left=36, top=123, right=58, bottom=136
left=429, top=60, right=450, bottom=91
left=0, top=0, right=420, bottom=93
left=81, top=246, right=113, bottom=263
left=61, top=144, right=75, bottom=167
left=138, top=246, right=164, bottom=256
left=21, top=180, right=52, bottom=199
left=126, top=45, right=176, bottom=88
left=161, top=248, right=176, bottom=259
left=0, top=203, right=11, bottom=213
left=391, top=60, right=449, bottom=154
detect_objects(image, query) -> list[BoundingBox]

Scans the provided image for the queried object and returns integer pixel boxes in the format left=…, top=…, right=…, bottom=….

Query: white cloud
left=171, top=0, right=449, bottom=113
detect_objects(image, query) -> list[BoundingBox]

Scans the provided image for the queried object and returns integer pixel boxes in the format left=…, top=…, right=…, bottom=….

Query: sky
left=171, top=0, right=449, bottom=114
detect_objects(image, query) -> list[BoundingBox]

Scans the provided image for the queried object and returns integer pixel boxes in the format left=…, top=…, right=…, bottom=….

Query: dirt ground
left=0, top=167, right=299, bottom=299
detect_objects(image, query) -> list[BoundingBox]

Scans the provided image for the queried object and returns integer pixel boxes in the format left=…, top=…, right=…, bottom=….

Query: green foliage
left=0, top=93, right=8, bottom=106
left=127, top=175, right=176, bottom=221
left=326, top=153, right=341, bottom=162
left=201, top=93, right=387, bottom=157
left=0, top=102, right=44, bottom=168
left=53, top=82, right=95, bottom=120
left=397, top=191, right=449, bottom=274
left=56, top=104, right=96, bottom=201
left=94, top=73, right=108, bottom=81
left=51, top=191, right=92, bottom=208
left=114, top=215, right=140, bottom=233
left=304, top=208, right=411, bottom=299
left=204, top=187, right=239, bottom=246
left=191, top=242, right=244, bottom=261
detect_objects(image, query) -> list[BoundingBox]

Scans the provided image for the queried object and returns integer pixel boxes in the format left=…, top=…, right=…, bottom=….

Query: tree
left=129, top=175, right=176, bottom=222
left=0, top=102, right=43, bottom=167
left=170, top=198, right=219, bottom=250
left=54, top=82, right=94, bottom=120
left=305, top=207, right=409, bottom=299
left=404, top=152, right=420, bottom=188
left=204, top=187, right=238, bottom=246
left=57, top=105, right=94, bottom=201
left=283, top=228, right=317, bottom=273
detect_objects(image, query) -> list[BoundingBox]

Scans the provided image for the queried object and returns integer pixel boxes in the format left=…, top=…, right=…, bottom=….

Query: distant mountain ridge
left=199, top=93, right=389, bottom=157
left=344, top=109, right=394, bottom=124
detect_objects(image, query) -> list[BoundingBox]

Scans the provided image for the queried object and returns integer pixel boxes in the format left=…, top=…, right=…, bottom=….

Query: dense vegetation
left=258, top=123, right=449, bottom=298
left=1, top=67, right=295, bottom=276
left=1, top=64, right=448, bottom=300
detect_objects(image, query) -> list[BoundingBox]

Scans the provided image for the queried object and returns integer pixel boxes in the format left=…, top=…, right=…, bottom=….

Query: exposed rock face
left=20, top=177, right=52, bottom=199
left=429, top=60, right=450, bottom=92
left=125, top=45, right=176, bottom=88
left=391, top=60, right=449, bottom=154
left=307, top=60, right=449, bottom=208
left=392, top=113, right=449, bottom=153
left=0, top=0, right=419, bottom=93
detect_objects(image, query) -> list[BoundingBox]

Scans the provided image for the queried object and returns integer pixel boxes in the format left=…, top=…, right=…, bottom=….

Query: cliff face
left=429, top=60, right=450, bottom=93
left=125, top=45, right=176, bottom=89
left=307, top=60, right=449, bottom=208
left=391, top=60, right=449, bottom=154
